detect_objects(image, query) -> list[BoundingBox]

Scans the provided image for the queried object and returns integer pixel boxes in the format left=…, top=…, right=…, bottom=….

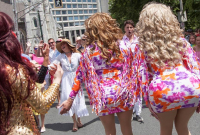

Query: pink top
left=32, top=54, right=44, bottom=65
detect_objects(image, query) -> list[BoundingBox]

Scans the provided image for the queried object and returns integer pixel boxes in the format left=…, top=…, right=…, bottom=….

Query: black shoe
left=136, top=115, right=143, bottom=122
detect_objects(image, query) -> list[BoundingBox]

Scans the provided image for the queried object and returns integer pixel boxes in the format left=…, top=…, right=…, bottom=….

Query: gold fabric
left=1, top=65, right=60, bottom=135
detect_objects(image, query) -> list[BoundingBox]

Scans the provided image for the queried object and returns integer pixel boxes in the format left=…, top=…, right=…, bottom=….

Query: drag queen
left=50, top=39, right=89, bottom=132
left=58, top=13, right=143, bottom=135
left=136, top=2, right=200, bottom=135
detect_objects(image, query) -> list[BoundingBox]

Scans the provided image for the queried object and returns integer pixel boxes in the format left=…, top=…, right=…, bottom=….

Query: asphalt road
left=41, top=90, right=200, bottom=135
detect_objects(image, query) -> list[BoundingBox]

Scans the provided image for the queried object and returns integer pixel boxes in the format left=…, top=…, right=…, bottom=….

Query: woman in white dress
left=50, top=39, right=89, bottom=131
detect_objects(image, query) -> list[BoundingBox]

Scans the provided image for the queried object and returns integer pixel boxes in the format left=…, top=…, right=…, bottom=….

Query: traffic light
left=54, top=0, right=63, bottom=8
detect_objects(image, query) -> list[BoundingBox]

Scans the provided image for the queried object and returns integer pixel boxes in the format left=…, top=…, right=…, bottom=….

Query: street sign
left=177, top=11, right=187, bottom=22
left=54, top=0, right=63, bottom=8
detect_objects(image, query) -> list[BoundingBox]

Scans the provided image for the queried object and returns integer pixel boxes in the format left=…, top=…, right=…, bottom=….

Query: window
left=80, top=22, right=84, bottom=26
left=80, top=16, right=84, bottom=20
left=62, top=0, right=65, bottom=2
left=67, top=4, right=71, bottom=8
left=68, top=10, right=72, bottom=14
left=88, top=0, right=91, bottom=2
left=84, top=10, right=88, bottom=14
left=33, top=17, right=38, bottom=27
left=71, top=31, right=75, bottom=44
left=81, top=29, right=85, bottom=34
left=78, top=4, right=82, bottom=8
left=79, top=10, right=83, bottom=14
left=62, top=11, right=66, bottom=14
left=65, top=31, right=69, bottom=39
left=85, top=15, right=89, bottom=19
left=93, top=9, right=97, bottom=13
left=77, top=0, right=81, bottom=2
left=93, top=4, right=97, bottom=8
left=64, top=23, right=68, bottom=27
left=63, top=16, right=67, bottom=21
left=56, top=11, right=61, bottom=15
left=88, top=4, right=92, bottom=8
left=68, top=16, right=73, bottom=20
left=92, top=0, right=96, bottom=2
left=72, top=0, right=76, bottom=2
left=73, top=4, right=77, bottom=8
left=83, top=4, right=87, bottom=8
left=52, top=10, right=55, bottom=15
left=49, top=0, right=53, bottom=2
left=51, top=4, right=54, bottom=8
left=75, top=22, right=79, bottom=26
left=73, top=10, right=78, bottom=14
left=74, top=16, right=79, bottom=20
left=83, top=0, right=86, bottom=2
left=66, top=0, right=71, bottom=2
left=63, top=4, right=66, bottom=8
left=76, top=30, right=80, bottom=36
left=89, top=10, right=93, bottom=13
left=56, top=17, right=61, bottom=21
left=69, top=22, right=74, bottom=26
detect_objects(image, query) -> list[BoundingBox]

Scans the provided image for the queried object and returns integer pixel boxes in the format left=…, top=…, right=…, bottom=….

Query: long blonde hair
left=84, top=13, right=123, bottom=64
left=136, top=2, right=186, bottom=68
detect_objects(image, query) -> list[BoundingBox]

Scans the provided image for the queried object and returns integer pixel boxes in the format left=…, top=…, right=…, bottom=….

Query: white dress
left=51, top=53, right=89, bottom=117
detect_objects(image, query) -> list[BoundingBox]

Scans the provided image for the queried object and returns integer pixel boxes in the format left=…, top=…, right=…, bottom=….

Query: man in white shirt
left=122, top=20, right=144, bottom=123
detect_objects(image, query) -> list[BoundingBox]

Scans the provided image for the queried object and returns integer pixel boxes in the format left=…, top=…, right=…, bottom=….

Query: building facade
left=49, top=0, right=109, bottom=45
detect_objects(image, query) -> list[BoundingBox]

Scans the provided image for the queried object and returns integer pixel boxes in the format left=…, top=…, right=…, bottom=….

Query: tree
left=109, top=0, right=200, bottom=30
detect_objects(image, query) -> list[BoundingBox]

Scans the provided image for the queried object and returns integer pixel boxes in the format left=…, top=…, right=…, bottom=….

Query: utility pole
left=13, top=0, right=21, bottom=41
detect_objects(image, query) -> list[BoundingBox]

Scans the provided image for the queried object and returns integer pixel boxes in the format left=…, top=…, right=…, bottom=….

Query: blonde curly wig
left=84, top=13, right=123, bottom=64
left=136, top=2, right=186, bottom=68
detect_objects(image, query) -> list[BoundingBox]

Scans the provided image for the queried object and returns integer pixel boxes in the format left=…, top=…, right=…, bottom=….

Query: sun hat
left=76, top=36, right=81, bottom=41
left=56, top=39, right=75, bottom=53
left=56, top=38, right=62, bottom=43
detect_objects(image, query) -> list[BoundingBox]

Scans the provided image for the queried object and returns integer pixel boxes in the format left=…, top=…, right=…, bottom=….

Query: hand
left=26, top=42, right=31, bottom=47
left=49, top=64, right=57, bottom=76
left=42, top=43, right=50, bottom=57
left=58, top=98, right=74, bottom=115
left=53, top=64, right=63, bottom=82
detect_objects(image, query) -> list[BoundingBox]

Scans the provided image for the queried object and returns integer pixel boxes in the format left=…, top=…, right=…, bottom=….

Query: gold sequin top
left=1, top=65, right=60, bottom=135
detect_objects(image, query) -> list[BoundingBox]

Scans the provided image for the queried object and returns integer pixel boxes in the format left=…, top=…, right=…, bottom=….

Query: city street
left=42, top=90, right=200, bottom=135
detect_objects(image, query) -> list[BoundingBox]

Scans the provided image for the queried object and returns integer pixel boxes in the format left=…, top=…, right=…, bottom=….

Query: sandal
left=72, top=123, right=78, bottom=132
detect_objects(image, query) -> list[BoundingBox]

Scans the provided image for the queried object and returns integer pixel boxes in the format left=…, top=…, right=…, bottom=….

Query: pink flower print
left=190, top=76, right=199, bottom=86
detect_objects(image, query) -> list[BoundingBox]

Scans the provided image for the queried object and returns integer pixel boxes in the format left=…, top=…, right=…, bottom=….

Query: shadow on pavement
left=45, top=123, right=73, bottom=132
left=83, top=117, right=100, bottom=127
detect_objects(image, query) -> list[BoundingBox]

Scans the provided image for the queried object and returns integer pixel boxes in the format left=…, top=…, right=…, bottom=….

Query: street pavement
left=42, top=90, right=200, bottom=135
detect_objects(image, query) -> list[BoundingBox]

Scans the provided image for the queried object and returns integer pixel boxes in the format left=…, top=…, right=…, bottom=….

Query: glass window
left=75, top=22, right=79, bottom=26
left=33, top=18, right=37, bottom=27
left=83, top=0, right=86, bottom=2
left=89, top=10, right=93, bottom=13
left=93, top=4, right=97, bottom=8
left=77, top=0, right=81, bottom=2
left=65, top=31, right=69, bottom=39
left=92, top=0, right=96, bottom=2
left=84, top=10, right=88, bottom=14
left=83, top=4, right=87, bottom=8
left=81, top=29, right=85, bottom=34
left=78, top=4, right=82, bottom=8
left=62, top=0, right=65, bottom=2
left=76, top=30, right=80, bottom=36
left=51, top=4, right=54, bottom=8
left=79, top=10, right=83, bottom=14
left=52, top=10, right=55, bottom=15
left=63, top=16, right=67, bottom=21
left=64, top=23, right=68, bottom=27
left=62, top=11, right=66, bottom=14
left=93, top=9, right=97, bottom=13
left=67, top=4, right=71, bottom=8
left=68, top=10, right=72, bottom=14
left=80, top=22, right=84, bottom=26
left=80, top=16, right=84, bottom=20
left=56, top=11, right=61, bottom=15
left=73, top=10, right=78, bottom=14
left=73, top=4, right=77, bottom=8
left=49, top=0, right=53, bottom=2
left=66, top=0, right=71, bottom=2
left=71, top=31, right=75, bottom=44
left=85, top=15, right=88, bottom=19
left=88, top=0, right=91, bottom=2
left=63, top=4, right=66, bottom=8
left=68, top=16, right=73, bottom=20
left=69, top=22, right=74, bottom=26
left=56, top=17, right=61, bottom=21
left=88, top=4, right=92, bottom=8
left=72, top=0, right=76, bottom=2
left=74, top=16, right=79, bottom=20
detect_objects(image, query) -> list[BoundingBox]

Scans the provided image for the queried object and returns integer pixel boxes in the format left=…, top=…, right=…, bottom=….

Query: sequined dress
left=1, top=65, right=60, bottom=135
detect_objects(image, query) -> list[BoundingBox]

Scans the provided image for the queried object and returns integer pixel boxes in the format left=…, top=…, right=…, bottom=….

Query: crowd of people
left=1, top=2, right=200, bottom=135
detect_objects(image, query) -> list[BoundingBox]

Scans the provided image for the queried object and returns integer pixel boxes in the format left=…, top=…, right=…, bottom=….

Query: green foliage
left=109, top=0, right=200, bottom=30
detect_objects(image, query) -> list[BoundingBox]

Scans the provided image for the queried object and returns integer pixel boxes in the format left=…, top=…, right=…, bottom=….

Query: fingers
left=57, top=103, right=63, bottom=109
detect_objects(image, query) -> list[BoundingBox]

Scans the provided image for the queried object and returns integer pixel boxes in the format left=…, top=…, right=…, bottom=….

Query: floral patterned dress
left=69, top=42, right=140, bottom=116
left=140, top=38, right=200, bottom=116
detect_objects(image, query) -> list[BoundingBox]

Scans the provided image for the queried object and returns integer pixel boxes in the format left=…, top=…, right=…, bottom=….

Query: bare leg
left=72, top=113, right=78, bottom=132
left=40, top=114, right=46, bottom=132
left=77, top=117, right=83, bottom=128
left=116, top=109, right=133, bottom=135
left=175, top=107, right=197, bottom=135
left=99, top=114, right=116, bottom=135
left=156, top=110, right=177, bottom=135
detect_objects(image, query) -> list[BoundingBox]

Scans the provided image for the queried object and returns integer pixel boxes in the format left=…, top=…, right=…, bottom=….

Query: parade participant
left=50, top=39, right=89, bottom=132
left=76, top=36, right=82, bottom=51
left=0, top=12, right=63, bottom=135
left=136, top=3, right=200, bottom=135
left=193, top=36, right=200, bottom=62
left=122, top=20, right=144, bottom=122
left=189, top=34, right=196, bottom=48
left=58, top=13, right=141, bottom=135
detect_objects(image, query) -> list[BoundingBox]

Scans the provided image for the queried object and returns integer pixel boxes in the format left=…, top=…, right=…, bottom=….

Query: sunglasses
left=34, top=48, right=38, bottom=50
left=82, top=39, right=86, bottom=41
left=48, top=42, right=54, bottom=45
